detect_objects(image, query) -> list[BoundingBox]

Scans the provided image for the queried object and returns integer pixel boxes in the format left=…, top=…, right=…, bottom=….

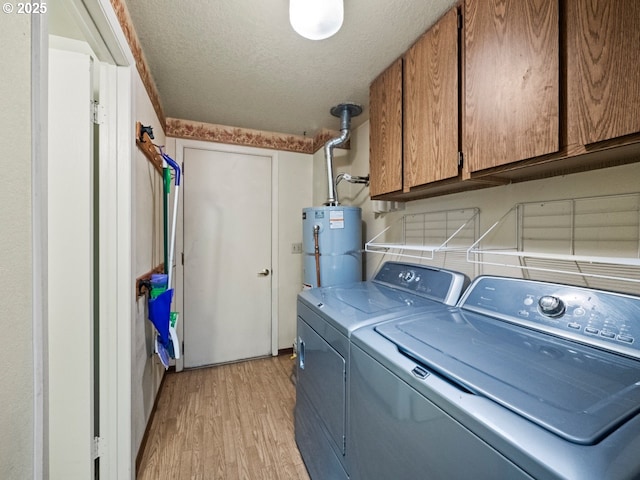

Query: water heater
left=302, top=206, right=362, bottom=288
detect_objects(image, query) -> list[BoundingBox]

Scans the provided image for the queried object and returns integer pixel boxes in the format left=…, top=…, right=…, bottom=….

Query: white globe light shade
left=290, top=0, right=344, bottom=40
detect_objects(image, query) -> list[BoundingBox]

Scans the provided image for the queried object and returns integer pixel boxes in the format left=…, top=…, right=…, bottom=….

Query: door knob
left=258, top=268, right=270, bottom=276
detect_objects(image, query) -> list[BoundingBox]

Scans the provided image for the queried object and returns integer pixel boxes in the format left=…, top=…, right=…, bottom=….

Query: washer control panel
left=462, top=276, right=640, bottom=356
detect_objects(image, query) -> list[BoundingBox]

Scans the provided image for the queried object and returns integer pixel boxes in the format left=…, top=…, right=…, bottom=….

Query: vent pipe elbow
left=324, top=128, right=350, bottom=205
left=324, top=103, right=363, bottom=206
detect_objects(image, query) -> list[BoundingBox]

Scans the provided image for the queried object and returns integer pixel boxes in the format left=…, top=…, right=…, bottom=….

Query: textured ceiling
left=124, top=0, right=458, bottom=136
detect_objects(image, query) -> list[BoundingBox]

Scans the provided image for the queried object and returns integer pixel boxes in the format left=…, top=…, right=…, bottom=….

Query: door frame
left=173, top=139, right=280, bottom=372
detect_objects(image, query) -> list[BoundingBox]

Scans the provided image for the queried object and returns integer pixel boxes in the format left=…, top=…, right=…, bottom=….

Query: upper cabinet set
left=369, top=0, right=640, bottom=200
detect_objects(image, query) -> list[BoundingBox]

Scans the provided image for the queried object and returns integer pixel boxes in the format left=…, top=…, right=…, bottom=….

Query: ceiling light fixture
left=289, top=0, right=344, bottom=40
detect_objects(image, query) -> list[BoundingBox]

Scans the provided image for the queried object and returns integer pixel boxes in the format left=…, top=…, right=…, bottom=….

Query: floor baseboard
left=135, top=368, right=171, bottom=475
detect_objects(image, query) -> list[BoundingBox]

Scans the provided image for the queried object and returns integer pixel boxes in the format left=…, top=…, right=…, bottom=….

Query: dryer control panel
left=373, top=262, right=468, bottom=306
left=461, top=276, right=640, bottom=357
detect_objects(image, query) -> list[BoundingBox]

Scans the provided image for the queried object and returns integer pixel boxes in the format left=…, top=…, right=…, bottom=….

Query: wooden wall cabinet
left=369, top=58, right=403, bottom=197
left=463, top=0, right=560, bottom=172
left=404, top=7, right=460, bottom=190
left=566, top=0, right=640, bottom=146
left=368, top=0, right=640, bottom=202
left=464, top=0, right=640, bottom=180
left=369, top=8, right=461, bottom=200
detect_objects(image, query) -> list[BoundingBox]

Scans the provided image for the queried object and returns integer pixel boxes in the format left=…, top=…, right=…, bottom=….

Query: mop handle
left=160, top=153, right=181, bottom=288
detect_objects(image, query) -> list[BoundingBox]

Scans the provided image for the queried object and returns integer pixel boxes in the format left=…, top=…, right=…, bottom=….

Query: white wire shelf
left=467, top=193, right=640, bottom=290
left=365, top=208, right=480, bottom=261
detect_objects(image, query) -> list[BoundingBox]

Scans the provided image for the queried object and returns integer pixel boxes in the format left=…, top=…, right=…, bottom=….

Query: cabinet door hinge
left=458, top=151, right=464, bottom=169
left=181, top=252, right=184, bottom=265
left=92, top=101, right=106, bottom=125
left=457, top=9, right=463, bottom=29
left=93, top=436, right=106, bottom=460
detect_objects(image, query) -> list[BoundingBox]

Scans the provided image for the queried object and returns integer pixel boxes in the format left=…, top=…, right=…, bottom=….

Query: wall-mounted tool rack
left=135, top=121, right=168, bottom=295
left=467, top=193, right=640, bottom=293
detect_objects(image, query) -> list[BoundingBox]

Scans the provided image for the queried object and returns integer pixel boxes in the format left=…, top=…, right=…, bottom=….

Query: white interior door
left=183, top=147, right=272, bottom=367
left=48, top=46, right=95, bottom=479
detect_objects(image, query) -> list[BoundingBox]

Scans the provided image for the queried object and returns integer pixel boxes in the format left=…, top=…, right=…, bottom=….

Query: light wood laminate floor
left=137, top=355, right=311, bottom=480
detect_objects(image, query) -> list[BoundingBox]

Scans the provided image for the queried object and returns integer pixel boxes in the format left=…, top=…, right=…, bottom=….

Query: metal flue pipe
left=324, top=102, right=363, bottom=206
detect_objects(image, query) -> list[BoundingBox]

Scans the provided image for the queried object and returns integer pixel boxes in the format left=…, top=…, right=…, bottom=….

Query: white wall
left=317, top=120, right=640, bottom=290
left=278, top=151, right=313, bottom=349
left=0, top=14, right=34, bottom=480
left=132, top=71, right=166, bottom=461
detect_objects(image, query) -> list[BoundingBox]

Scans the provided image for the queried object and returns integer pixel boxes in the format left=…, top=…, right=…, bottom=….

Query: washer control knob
left=538, top=295, right=565, bottom=318
left=403, top=270, right=416, bottom=282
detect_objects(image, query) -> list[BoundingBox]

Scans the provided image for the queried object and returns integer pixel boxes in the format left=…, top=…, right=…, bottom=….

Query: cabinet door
left=567, top=0, right=640, bottom=145
left=369, top=58, right=403, bottom=197
left=464, top=0, right=559, bottom=171
left=405, top=8, right=460, bottom=188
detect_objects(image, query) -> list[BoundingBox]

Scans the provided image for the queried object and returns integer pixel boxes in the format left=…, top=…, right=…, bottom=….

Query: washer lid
left=375, top=310, right=640, bottom=445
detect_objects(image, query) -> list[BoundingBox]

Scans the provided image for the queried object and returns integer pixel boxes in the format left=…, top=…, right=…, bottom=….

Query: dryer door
left=296, top=316, right=346, bottom=455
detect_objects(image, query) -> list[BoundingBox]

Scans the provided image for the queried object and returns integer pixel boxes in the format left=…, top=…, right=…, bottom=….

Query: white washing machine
left=349, top=276, right=640, bottom=479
